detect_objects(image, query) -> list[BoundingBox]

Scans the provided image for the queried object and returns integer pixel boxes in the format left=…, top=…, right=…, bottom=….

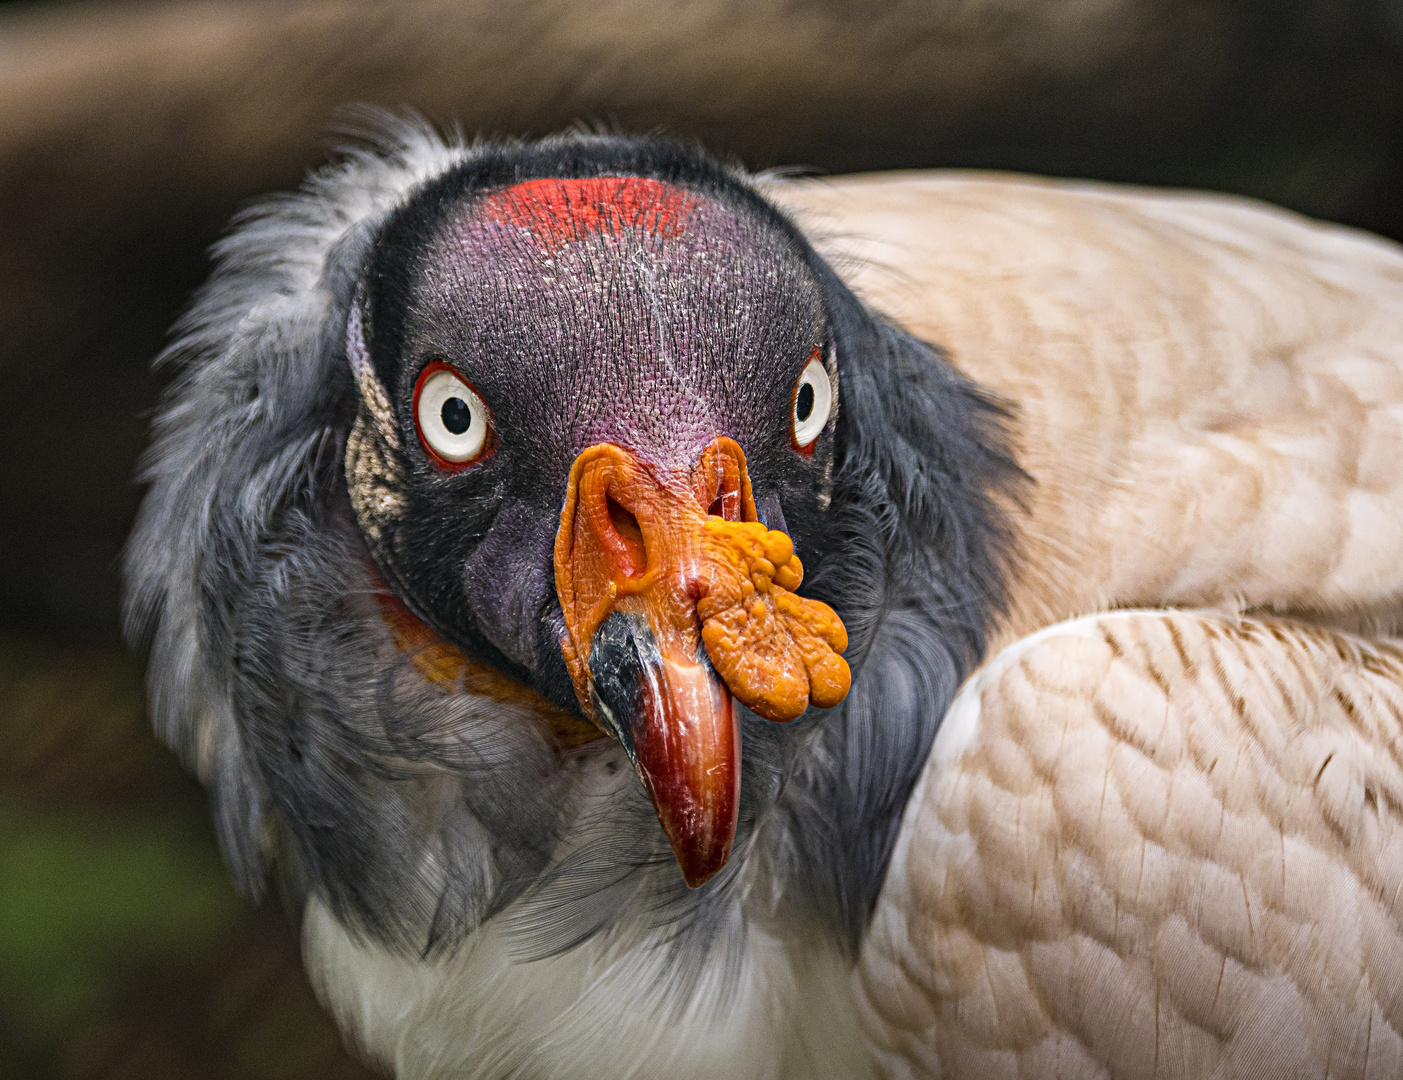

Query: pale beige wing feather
left=772, top=174, right=1403, bottom=642
left=858, top=610, right=1403, bottom=1079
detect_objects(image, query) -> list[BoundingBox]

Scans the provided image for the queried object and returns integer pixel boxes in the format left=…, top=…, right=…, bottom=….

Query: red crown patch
left=482, top=177, right=698, bottom=251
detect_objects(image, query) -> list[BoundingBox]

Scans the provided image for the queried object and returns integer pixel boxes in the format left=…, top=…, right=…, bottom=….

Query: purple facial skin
left=402, top=182, right=827, bottom=479
left=357, top=172, right=835, bottom=702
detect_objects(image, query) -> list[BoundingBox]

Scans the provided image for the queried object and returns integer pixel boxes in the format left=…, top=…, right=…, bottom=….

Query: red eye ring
left=412, top=360, right=496, bottom=471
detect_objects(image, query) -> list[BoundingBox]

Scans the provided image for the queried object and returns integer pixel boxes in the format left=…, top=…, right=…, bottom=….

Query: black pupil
left=441, top=396, right=473, bottom=435
left=795, top=382, right=816, bottom=423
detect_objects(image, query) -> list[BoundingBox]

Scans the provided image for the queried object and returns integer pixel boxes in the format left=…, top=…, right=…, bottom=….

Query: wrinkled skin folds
left=698, top=517, right=851, bottom=721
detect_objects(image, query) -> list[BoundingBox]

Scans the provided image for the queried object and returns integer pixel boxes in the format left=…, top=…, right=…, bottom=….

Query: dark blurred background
left=2, top=0, right=1402, bottom=1075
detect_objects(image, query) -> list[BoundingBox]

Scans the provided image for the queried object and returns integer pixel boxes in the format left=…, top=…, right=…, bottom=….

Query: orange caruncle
left=697, top=518, right=851, bottom=722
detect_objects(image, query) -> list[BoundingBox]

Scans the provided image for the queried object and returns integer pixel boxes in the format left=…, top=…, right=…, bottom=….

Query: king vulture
left=125, top=123, right=1403, bottom=1079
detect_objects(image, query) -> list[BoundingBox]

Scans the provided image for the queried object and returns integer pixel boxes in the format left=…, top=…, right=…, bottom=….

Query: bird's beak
left=554, top=438, right=851, bottom=887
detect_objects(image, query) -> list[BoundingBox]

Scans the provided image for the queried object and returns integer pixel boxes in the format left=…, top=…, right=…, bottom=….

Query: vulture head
left=125, top=126, right=1017, bottom=972
left=350, top=160, right=853, bottom=888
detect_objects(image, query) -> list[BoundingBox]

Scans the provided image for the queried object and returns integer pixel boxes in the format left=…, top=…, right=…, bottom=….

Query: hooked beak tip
left=632, top=656, right=739, bottom=888
left=587, top=614, right=740, bottom=887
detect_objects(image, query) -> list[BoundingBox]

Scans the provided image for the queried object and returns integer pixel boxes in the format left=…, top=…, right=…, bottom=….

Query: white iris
left=791, top=355, right=833, bottom=448
left=416, top=368, right=488, bottom=462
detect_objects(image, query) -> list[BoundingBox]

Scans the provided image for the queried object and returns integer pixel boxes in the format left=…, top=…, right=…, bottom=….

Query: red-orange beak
left=554, top=438, right=851, bottom=887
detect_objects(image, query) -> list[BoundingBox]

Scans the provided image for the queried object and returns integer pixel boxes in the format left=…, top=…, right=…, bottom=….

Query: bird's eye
left=413, top=362, right=491, bottom=466
left=790, top=351, right=833, bottom=450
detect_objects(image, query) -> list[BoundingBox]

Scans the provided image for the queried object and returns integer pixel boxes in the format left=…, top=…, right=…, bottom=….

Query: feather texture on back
left=860, top=610, right=1403, bottom=1079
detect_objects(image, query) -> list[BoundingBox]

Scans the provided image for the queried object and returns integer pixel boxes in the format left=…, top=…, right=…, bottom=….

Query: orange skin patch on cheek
left=375, top=588, right=604, bottom=749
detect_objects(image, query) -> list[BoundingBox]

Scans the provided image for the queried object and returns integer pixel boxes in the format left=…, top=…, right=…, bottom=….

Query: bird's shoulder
left=858, top=608, right=1403, bottom=1079
left=774, top=170, right=1403, bottom=633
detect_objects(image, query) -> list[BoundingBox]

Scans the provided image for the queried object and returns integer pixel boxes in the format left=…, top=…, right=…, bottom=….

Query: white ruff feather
left=304, top=897, right=868, bottom=1080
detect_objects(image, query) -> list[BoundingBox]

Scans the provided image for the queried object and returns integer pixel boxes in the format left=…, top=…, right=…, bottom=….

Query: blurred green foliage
left=0, top=638, right=377, bottom=1079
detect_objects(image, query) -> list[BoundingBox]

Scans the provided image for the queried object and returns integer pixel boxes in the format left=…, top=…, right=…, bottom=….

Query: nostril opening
left=709, top=486, right=741, bottom=521
left=607, top=495, right=647, bottom=575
